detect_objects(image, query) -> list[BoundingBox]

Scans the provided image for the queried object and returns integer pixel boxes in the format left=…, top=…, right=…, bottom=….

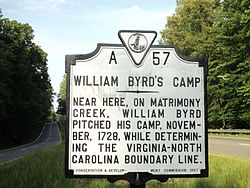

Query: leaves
left=160, top=0, right=220, bottom=57
left=57, top=74, right=66, bottom=115
left=160, top=0, right=250, bottom=129
left=0, top=13, right=53, bottom=148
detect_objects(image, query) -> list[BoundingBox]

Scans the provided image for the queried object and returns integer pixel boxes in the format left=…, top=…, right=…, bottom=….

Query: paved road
left=209, top=136, right=250, bottom=159
left=0, top=122, right=61, bottom=164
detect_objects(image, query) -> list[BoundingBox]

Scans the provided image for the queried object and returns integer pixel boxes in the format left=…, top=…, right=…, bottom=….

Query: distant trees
left=57, top=74, right=66, bottom=116
left=208, top=0, right=250, bottom=129
left=56, top=74, right=66, bottom=128
left=161, top=0, right=220, bottom=57
left=161, top=0, right=250, bottom=129
left=0, top=12, right=53, bottom=148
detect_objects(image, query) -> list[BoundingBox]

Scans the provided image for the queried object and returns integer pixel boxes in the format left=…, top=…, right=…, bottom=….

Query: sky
left=0, top=0, right=176, bottom=108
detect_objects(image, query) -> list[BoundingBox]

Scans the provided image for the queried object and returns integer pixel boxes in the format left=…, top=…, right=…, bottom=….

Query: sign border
left=65, top=42, right=208, bottom=179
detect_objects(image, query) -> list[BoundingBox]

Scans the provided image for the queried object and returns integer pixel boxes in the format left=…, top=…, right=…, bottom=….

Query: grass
left=0, top=143, right=249, bottom=188
left=173, top=154, right=250, bottom=188
left=0, top=143, right=122, bottom=188
left=0, top=143, right=73, bottom=188
left=209, top=133, right=250, bottom=138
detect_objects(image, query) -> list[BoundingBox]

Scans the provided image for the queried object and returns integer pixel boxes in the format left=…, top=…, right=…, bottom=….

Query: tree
left=0, top=12, right=53, bottom=148
left=57, top=74, right=66, bottom=116
left=160, top=0, right=221, bottom=128
left=209, top=0, right=250, bottom=128
left=160, top=0, right=250, bottom=129
left=160, top=0, right=220, bottom=57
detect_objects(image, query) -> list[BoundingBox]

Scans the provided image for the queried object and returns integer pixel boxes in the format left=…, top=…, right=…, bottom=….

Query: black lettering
left=137, top=120, right=160, bottom=129
left=73, top=76, right=118, bottom=87
left=173, top=77, right=201, bottom=87
left=128, top=76, right=133, bottom=86
left=176, top=109, right=201, bottom=118
left=173, top=77, right=178, bottom=87
left=98, top=143, right=117, bottom=152
left=122, top=109, right=164, bottom=118
left=72, top=120, right=111, bottom=129
left=117, top=120, right=131, bottom=129
left=103, top=97, right=126, bottom=106
left=158, top=77, right=163, bottom=87
left=123, top=132, right=150, bottom=141
left=178, top=155, right=199, bottom=164
left=187, top=77, right=194, bottom=87
left=109, top=51, right=117, bottom=64
left=72, top=108, right=106, bottom=118
left=73, top=97, right=96, bottom=106
left=73, top=131, right=90, bottom=140
left=72, top=155, right=119, bottom=164
left=72, top=143, right=88, bottom=152
left=124, top=155, right=173, bottom=164
left=155, top=132, right=199, bottom=141
left=74, top=75, right=82, bottom=86
left=126, top=143, right=169, bottom=152
left=72, top=155, right=77, bottom=163
left=166, top=120, right=196, bottom=129
left=127, top=76, right=163, bottom=87
left=195, top=77, right=201, bottom=86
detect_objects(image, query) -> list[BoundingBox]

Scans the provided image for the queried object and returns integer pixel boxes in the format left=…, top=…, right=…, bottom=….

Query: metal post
left=130, top=173, right=146, bottom=188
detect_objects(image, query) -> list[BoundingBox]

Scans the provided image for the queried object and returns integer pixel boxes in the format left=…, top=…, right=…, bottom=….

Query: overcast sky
left=0, top=0, right=176, bottom=108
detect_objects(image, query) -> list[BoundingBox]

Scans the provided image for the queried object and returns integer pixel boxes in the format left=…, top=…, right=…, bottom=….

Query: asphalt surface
left=209, top=136, right=250, bottom=159
left=0, top=122, right=61, bottom=164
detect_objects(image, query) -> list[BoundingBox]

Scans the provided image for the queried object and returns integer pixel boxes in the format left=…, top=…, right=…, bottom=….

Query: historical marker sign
left=65, top=30, right=208, bottom=178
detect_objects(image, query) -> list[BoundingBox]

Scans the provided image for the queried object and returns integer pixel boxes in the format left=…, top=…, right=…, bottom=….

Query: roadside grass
left=0, top=143, right=249, bottom=188
left=0, top=143, right=74, bottom=188
left=0, top=143, right=120, bottom=188
left=209, top=133, right=250, bottom=138
left=173, top=154, right=250, bottom=188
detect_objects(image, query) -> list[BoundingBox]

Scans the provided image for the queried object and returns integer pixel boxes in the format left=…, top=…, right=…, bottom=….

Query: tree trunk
left=222, top=119, right=227, bottom=129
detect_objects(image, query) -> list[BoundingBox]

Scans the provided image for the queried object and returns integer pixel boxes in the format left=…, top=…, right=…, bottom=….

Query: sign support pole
left=129, top=173, right=146, bottom=188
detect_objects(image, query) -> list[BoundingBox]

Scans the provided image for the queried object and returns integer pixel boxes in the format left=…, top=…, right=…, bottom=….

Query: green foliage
left=0, top=144, right=125, bottom=188
left=0, top=144, right=75, bottom=188
left=160, top=0, right=220, bottom=57
left=208, top=0, right=250, bottom=128
left=174, top=154, right=250, bottom=188
left=57, top=74, right=67, bottom=115
left=0, top=13, right=53, bottom=148
left=59, top=74, right=67, bottom=101
left=161, top=0, right=250, bottom=129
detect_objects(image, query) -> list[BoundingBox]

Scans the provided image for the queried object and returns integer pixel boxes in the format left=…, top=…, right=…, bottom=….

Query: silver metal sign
left=65, top=30, right=208, bottom=178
